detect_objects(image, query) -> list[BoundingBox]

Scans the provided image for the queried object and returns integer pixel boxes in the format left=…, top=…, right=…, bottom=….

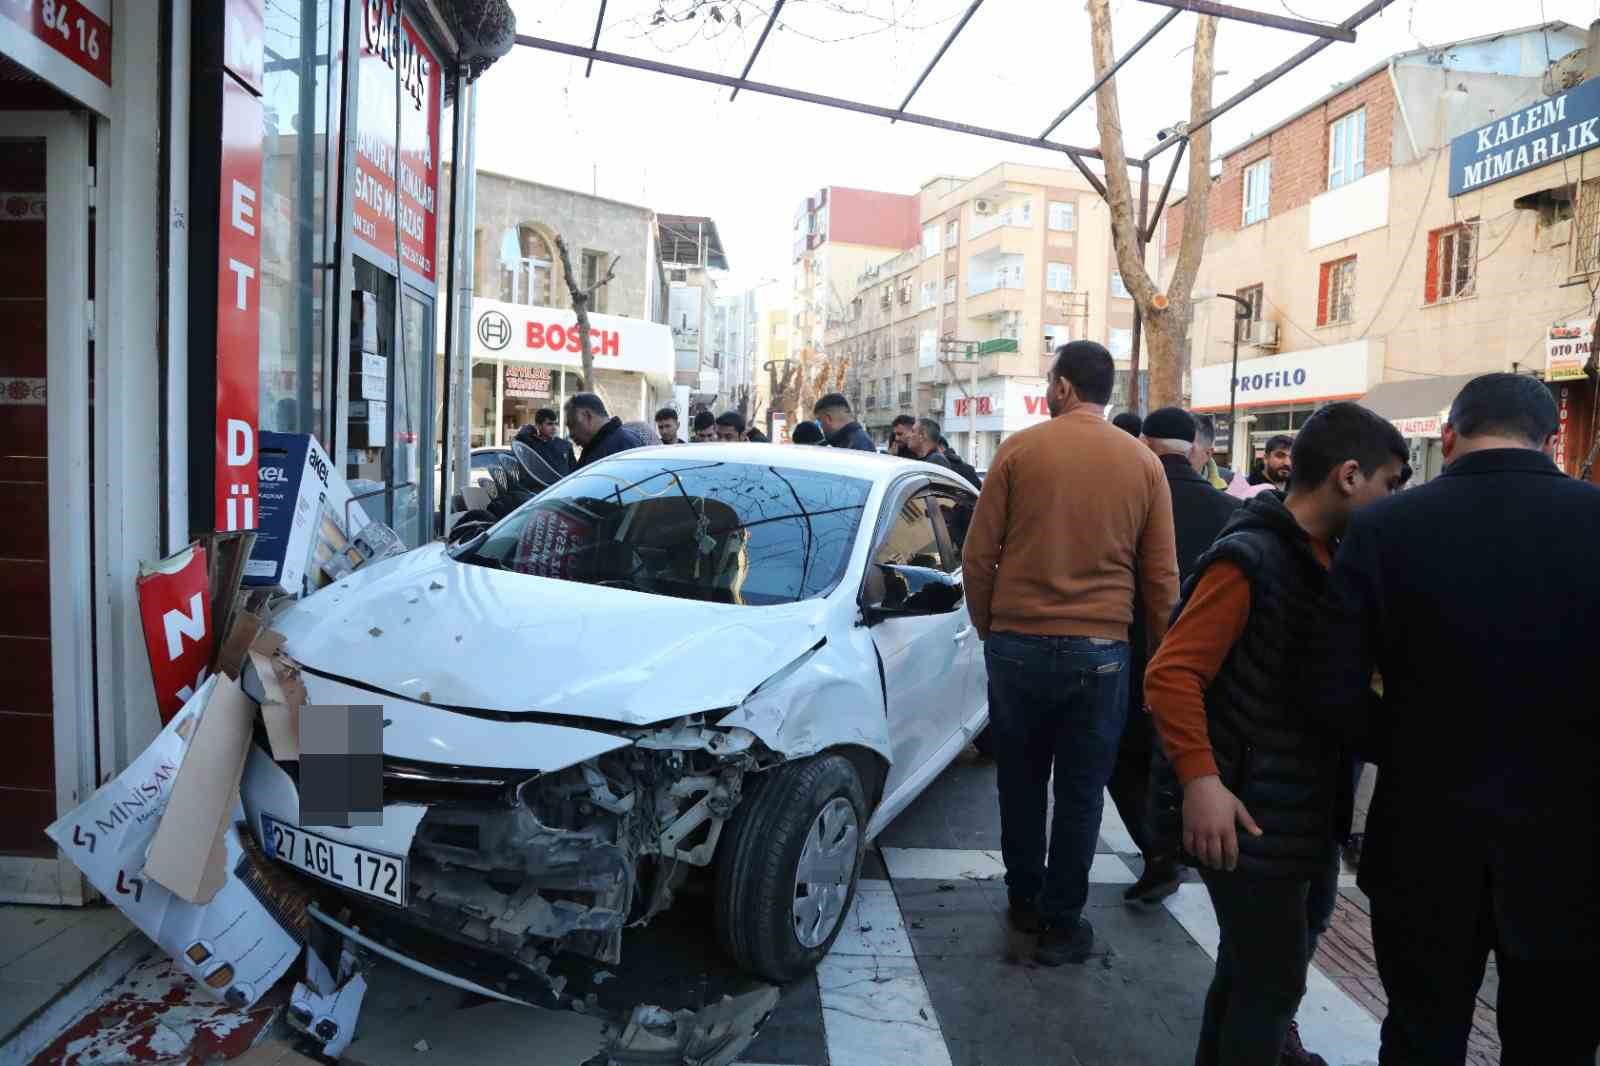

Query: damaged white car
left=240, top=444, right=988, bottom=984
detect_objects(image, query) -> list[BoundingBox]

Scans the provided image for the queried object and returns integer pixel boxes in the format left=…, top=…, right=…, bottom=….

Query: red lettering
left=600, top=330, right=619, bottom=356
left=527, top=322, right=544, bottom=349
left=1024, top=396, right=1047, bottom=415
left=548, top=324, right=566, bottom=350
left=566, top=327, right=581, bottom=353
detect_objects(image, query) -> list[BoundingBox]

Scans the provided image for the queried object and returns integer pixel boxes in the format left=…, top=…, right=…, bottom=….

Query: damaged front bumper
left=240, top=674, right=775, bottom=982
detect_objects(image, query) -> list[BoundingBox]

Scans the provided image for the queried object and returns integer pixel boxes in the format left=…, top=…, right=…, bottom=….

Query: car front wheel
left=715, top=753, right=866, bottom=982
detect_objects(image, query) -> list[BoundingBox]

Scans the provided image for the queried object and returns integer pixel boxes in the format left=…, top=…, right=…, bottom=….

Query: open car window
left=872, top=492, right=944, bottom=571
left=458, top=458, right=872, bottom=606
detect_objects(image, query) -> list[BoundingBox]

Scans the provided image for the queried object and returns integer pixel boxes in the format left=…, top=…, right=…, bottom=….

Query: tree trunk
left=1087, top=0, right=1216, bottom=411
left=553, top=235, right=593, bottom=392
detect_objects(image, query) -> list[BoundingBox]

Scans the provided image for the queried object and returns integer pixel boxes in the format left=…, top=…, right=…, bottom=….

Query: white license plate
left=261, top=814, right=407, bottom=906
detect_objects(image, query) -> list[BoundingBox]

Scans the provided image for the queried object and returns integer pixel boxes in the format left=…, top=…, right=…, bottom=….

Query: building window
left=944, top=275, right=957, bottom=302
left=1111, top=272, right=1132, bottom=299
left=500, top=224, right=555, bottom=305
left=1108, top=327, right=1133, bottom=357
left=900, top=373, right=912, bottom=406
left=1317, top=256, right=1357, bottom=325
left=1243, top=157, right=1271, bottom=225
left=920, top=280, right=937, bottom=310
left=1043, top=323, right=1071, bottom=354
left=945, top=219, right=959, bottom=248
left=1576, top=177, right=1600, bottom=275
left=1048, top=200, right=1076, bottom=231
left=1328, top=108, right=1366, bottom=191
left=922, top=223, right=940, bottom=259
left=1425, top=223, right=1478, bottom=303
left=1017, top=199, right=1033, bottom=226
left=1047, top=262, right=1074, bottom=292
left=1235, top=284, right=1264, bottom=342
left=581, top=250, right=609, bottom=313
left=899, top=279, right=913, bottom=304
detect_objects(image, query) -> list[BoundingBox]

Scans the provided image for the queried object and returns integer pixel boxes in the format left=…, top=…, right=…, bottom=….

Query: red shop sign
left=0, top=0, right=113, bottom=88
left=354, top=0, right=400, bottom=256
left=222, top=0, right=264, bottom=93
left=215, top=73, right=262, bottom=532
left=398, top=15, right=441, bottom=281
left=136, top=543, right=212, bottom=724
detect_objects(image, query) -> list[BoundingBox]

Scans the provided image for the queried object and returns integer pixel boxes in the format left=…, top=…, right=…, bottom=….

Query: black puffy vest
left=1146, top=494, right=1340, bottom=880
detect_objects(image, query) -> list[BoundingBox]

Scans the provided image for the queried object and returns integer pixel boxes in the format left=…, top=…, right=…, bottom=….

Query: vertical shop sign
left=353, top=0, right=399, bottom=258
left=215, top=22, right=264, bottom=531
left=398, top=17, right=441, bottom=280
left=1554, top=383, right=1573, bottom=473
left=222, top=0, right=263, bottom=93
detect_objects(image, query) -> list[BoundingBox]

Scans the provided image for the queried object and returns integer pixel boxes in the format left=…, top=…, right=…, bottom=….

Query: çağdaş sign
left=1449, top=80, right=1600, bottom=197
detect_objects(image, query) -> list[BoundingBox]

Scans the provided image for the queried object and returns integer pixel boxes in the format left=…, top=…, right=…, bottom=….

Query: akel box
left=245, top=432, right=371, bottom=596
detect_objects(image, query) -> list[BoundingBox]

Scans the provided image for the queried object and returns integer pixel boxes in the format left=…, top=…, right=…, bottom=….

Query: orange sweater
left=1144, top=540, right=1332, bottom=785
left=962, top=403, right=1180, bottom=647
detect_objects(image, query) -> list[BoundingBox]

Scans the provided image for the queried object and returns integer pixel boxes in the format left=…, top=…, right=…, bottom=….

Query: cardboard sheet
left=144, top=677, right=259, bottom=903
left=45, top=680, right=304, bottom=1009
left=248, top=632, right=305, bottom=762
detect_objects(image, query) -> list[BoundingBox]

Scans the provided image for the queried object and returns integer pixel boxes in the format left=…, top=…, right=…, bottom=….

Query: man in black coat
left=564, top=392, right=644, bottom=469
left=514, top=407, right=575, bottom=480
left=813, top=393, right=877, bottom=451
left=1307, top=374, right=1600, bottom=1065
left=1112, top=407, right=1239, bottom=904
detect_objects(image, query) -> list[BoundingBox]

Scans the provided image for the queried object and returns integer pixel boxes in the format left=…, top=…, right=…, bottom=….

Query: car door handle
left=953, top=626, right=973, bottom=642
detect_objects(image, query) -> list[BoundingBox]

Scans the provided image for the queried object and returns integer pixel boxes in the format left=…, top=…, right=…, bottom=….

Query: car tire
left=972, top=724, right=994, bottom=758
left=715, top=753, right=867, bottom=983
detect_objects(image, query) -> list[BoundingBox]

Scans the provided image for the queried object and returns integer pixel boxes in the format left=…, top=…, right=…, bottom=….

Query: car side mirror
left=862, top=563, right=963, bottom=623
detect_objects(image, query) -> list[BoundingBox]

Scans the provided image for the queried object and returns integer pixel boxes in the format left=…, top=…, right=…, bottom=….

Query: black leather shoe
left=1035, top=917, right=1093, bottom=966
left=1123, top=859, right=1181, bottom=904
left=1007, top=890, right=1039, bottom=933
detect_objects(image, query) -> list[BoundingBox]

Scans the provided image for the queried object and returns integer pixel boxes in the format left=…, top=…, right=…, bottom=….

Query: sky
left=472, top=0, right=1600, bottom=292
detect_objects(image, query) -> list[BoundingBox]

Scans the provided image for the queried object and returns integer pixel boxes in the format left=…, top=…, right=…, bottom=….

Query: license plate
left=261, top=814, right=407, bottom=906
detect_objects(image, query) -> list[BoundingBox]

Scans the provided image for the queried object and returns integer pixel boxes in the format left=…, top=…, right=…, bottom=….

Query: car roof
left=600, top=442, right=951, bottom=488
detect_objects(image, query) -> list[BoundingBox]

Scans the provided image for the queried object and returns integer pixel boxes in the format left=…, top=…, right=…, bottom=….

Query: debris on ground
left=414, top=1038, right=431, bottom=1052
left=607, top=985, right=779, bottom=1066
left=287, top=937, right=369, bottom=1057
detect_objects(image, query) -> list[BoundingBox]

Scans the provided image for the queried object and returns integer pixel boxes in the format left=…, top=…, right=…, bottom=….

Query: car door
left=867, top=483, right=969, bottom=799
left=927, top=485, right=985, bottom=738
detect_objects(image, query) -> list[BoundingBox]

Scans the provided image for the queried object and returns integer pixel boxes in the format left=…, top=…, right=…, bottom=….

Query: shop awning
left=1358, top=373, right=1479, bottom=437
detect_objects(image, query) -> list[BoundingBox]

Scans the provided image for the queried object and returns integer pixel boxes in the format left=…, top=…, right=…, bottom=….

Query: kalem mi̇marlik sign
left=1450, top=79, right=1600, bottom=197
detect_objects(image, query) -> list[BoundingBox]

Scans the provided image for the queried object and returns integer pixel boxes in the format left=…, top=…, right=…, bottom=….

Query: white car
left=241, top=444, right=989, bottom=984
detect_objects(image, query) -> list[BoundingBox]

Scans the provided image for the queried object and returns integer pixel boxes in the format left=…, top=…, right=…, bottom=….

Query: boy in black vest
left=1144, top=403, right=1409, bottom=1066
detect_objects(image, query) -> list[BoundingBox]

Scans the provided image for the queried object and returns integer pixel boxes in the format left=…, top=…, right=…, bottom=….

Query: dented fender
left=718, top=630, right=893, bottom=771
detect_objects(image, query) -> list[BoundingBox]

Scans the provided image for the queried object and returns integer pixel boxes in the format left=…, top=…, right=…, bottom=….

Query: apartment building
left=660, top=214, right=731, bottom=413
left=1163, top=22, right=1600, bottom=483
left=825, top=163, right=1155, bottom=467
left=711, top=281, right=783, bottom=421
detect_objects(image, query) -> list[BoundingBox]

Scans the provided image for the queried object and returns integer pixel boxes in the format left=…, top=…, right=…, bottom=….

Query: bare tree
left=554, top=234, right=621, bottom=394
left=1087, top=1, right=1216, bottom=410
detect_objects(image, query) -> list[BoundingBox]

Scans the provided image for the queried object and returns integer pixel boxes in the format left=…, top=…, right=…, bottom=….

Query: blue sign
left=1449, top=77, right=1600, bottom=196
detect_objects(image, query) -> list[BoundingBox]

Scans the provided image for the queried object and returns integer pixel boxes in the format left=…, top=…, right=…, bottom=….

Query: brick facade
left=1164, top=69, right=1395, bottom=254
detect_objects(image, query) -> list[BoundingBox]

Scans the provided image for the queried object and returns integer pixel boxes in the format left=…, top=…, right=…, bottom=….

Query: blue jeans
left=986, top=632, right=1130, bottom=926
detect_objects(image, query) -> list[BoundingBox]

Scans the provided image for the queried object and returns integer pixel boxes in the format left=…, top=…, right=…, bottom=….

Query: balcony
left=964, top=224, right=1033, bottom=259
left=965, top=276, right=1025, bottom=319
left=898, top=390, right=912, bottom=406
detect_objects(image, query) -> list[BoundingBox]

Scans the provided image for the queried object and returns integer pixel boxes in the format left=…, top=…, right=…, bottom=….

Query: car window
left=459, top=458, right=872, bottom=606
left=872, top=494, right=943, bottom=571
left=927, top=492, right=977, bottom=574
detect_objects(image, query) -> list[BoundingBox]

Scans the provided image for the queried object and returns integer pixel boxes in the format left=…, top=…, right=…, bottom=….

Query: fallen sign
left=45, top=678, right=308, bottom=1009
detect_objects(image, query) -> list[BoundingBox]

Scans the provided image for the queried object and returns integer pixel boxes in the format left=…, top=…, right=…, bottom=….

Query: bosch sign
left=526, top=321, right=620, bottom=357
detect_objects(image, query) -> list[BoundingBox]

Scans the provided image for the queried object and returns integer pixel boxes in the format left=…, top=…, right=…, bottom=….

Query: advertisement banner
left=136, top=544, right=213, bottom=725
left=0, top=0, right=112, bottom=114
left=504, top=364, right=551, bottom=398
left=216, top=74, right=262, bottom=532
left=397, top=16, right=440, bottom=281
left=1545, top=319, right=1592, bottom=382
left=353, top=0, right=399, bottom=259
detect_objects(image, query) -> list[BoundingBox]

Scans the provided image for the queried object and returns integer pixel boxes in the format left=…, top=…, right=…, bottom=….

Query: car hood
left=274, top=543, right=833, bottom=726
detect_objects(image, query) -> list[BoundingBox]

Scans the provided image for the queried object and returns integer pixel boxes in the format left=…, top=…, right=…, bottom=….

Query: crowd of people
left=964, top=340, right=1599, bottom=1066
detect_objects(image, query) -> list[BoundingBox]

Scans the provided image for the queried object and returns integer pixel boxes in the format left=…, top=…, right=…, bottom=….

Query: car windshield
left=457, top=457, right=872, bottom=606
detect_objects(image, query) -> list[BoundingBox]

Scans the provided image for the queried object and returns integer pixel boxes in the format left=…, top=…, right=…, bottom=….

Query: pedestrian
left=691, top=410, right=718, bottom=442
left=963, top=341, right=1179, bottom=966
left=513, top=407, right=576, bottom=479
left=564, top=393, right=644, bottom=468
left=938, top=434, right=983, bottom=489
left=1249, top=434, right=1293, bottom=487
left=790, top=420, right=825, bottom=445
left=889, top=414, right=918, bottom=457
left=813, top=393, right=876, bottom=451
left=905, top=418, right=953, bottom=470
left=745, top=426, right=768, bottom=443
left=1113, top=411, right=1143, bottom=436
left=1193, top=415, right=1232, bottom=489
left=1144, top=402, right=1409, bottom=1066
left=655, top=407, right=684, bottom=445
left=1306, top=373, right=1600, bottom=1065
left=1109, top=407, right=1239, bottom=907
left=714, top=410, right=747, bottom=442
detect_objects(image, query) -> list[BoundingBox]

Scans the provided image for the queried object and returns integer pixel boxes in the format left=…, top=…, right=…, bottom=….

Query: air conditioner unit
left=1250, top=321, right=1279, bottom=348
left=974, top=198, right=996, bottom=215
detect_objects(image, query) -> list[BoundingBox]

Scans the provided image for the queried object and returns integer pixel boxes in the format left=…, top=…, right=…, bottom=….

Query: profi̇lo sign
left=1449, top=79, right=1600, bottom=197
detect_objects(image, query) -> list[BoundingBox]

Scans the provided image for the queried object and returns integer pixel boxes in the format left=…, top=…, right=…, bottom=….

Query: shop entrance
left=0, top=113, right=96, bottom=903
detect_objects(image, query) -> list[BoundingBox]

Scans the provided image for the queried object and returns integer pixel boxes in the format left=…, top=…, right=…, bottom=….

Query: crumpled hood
left=273, top=543, right=831, bottom=725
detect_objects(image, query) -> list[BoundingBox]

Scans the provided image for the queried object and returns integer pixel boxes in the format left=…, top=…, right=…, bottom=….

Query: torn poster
left=45, top=679, right=305, bottom=1008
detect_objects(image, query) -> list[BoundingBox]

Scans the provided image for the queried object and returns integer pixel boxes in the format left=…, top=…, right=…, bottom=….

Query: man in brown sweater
left=963, top=341, right=1179, bottom=966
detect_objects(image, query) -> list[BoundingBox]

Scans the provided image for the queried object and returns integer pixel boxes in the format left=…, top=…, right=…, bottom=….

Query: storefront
left=1191, top=341, right=1383, bottom=466
left=1543, top=318, right=1599, bottom=482
left=1357, top=373, right=1480, bottom=485
left=942, top=376, right=1052, bottom=469
left=0, top=0, right=511, bottom=903
left=466, top=298, right=675, bottom=445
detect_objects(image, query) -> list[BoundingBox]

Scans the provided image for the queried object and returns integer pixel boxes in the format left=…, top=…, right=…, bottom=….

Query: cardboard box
left=245, top=432, right=371, bottom=596
left=348, top=401, right=388, bottom=448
